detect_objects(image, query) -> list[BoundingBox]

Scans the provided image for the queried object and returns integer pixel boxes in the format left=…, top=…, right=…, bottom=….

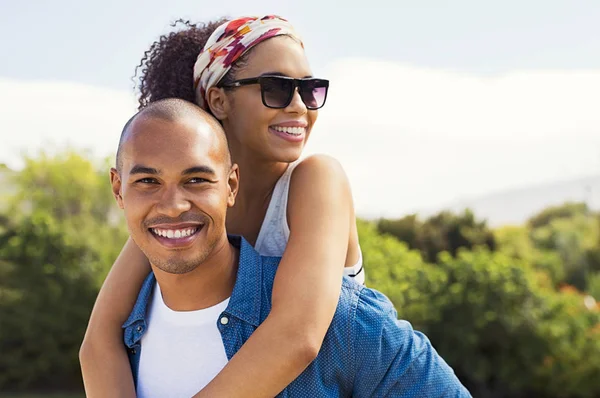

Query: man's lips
left=148, top=223, right=204, bottom=247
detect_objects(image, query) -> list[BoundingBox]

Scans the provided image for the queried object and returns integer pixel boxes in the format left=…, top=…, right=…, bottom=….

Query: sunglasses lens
left=261, top=77, right=294, bottom=108
left=299, top=80, right=328, bottom=110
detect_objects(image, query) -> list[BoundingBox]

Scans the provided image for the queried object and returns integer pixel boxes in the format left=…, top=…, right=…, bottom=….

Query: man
left=111, top=98, right=471, bottom=397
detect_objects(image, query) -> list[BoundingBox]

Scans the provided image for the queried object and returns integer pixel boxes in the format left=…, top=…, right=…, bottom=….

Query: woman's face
left=221, top=36, right=319, bottom=164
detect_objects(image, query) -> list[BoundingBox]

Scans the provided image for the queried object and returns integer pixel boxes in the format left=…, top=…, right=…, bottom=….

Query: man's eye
left=137, top=178, right=158, bottom=184
left=188, top=177, right=208, bottom=184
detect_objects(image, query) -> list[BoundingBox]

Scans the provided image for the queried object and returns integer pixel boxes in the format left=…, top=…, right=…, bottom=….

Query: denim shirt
left=123, top=236, right=471, bottom=397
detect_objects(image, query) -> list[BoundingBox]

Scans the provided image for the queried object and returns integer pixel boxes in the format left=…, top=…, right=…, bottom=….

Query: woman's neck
left=225, top=143, right=293, bottom=245
left=229, top=145, right=290, bottom=206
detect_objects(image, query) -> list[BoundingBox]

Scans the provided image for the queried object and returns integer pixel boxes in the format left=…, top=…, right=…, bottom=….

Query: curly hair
left=134, top=18, right=247, bottom=110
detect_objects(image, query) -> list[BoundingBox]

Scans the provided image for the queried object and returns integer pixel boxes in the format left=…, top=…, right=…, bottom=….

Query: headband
left=192, top=15, right=303, bottom=110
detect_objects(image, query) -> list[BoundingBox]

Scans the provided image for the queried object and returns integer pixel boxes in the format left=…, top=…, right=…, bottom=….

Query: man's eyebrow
left=182, top=166, right=217, bottom=176
left=129, top=165, right=160, bottom=175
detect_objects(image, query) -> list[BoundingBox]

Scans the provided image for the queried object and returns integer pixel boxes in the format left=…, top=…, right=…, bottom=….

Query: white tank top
left=254, top=161, right=365, bottom=284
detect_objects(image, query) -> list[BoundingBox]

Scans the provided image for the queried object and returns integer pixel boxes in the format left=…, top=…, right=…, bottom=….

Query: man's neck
left=151, top=236, right=239, bottom=311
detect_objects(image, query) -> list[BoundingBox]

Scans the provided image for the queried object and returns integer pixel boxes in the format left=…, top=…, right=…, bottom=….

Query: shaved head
left=110, top=98, right=240, bottom=278
left=116, top=98, right=230, bottom=173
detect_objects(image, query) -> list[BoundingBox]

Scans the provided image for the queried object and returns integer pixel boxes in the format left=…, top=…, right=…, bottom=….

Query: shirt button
left=220, top=316, right=229, bottom=325
left=136, top=325, right=143, bottom=332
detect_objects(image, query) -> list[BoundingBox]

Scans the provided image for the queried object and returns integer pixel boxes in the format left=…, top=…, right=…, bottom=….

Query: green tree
left=362, top=219, right=600, bottom=398
left=0, top=213, right=100, bottom=389
left=528, top=202, right=590, bottom=229
left=377, top=209, right=496, bottom=263
left=0, top=150, right=128, bottom=391
left=358, top=219, right=447, bottom=325
left=495, top=225, right=565, bottom=286
left=531, top=213, right=600, bottom=291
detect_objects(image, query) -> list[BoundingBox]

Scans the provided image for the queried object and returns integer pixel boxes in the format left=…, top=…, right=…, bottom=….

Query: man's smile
left=149, top=223, right=205, bottom=249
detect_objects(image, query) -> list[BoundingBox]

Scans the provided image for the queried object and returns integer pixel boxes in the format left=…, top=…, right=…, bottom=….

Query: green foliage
left=530, top=211, right=599, bottom=291
left=528, top=202, right=590, bottom=229
left=495, top=225, right=565, bottom=286
left=361, top=217, right=600, bottom=398
left=0, top=214, right=98, bottom=389
left=358, top=220, right=447, bottom=325
left=0, top=151, right=128, bottom=391
left=2, top=149, right=599, bottom=397
left=588, top=272, right=600, bottom=301
left=377, top=209, right=496, bottom=263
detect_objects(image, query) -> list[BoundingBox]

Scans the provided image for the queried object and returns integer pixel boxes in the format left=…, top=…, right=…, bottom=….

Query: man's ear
left=227, top=163, right=239, bottom=208
left=206, top=86, right=230, bottom=121
left=110, top=168, right=124, bottom=209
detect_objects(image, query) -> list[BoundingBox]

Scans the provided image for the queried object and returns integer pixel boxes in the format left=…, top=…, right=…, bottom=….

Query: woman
left=80, top=15, right=365, bottom=397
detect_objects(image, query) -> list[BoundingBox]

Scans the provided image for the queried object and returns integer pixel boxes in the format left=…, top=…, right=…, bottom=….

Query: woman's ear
left=206, top=86, right=230, bottom=121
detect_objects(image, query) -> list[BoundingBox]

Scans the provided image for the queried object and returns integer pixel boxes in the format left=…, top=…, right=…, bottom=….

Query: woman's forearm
left=193, top=312, right=321, bottom=397
left=80, top=327, right=137, bottom=398
left=80, top=237, right=151, bottom=397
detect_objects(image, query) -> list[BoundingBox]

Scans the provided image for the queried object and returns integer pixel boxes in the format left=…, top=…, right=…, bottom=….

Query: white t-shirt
left=137, top=283, right=230, bottom=398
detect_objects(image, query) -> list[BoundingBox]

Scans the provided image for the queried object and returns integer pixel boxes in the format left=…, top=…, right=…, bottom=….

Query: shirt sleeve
left=351, top=287, right=472, bottom=397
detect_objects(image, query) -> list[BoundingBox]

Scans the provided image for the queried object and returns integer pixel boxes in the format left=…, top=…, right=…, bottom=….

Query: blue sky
left=1, top=1, right=599, bottom=220
left=2, top=0, right=599, bottom=88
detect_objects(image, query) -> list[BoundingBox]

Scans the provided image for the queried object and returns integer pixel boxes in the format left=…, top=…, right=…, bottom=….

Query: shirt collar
left=123, top=235, right=265, bottom=330
left=223, top=235, right=263, bottom=327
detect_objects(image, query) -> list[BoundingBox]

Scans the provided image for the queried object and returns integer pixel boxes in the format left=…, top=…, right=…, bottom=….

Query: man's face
left=111, top=115, right=238, bottom=274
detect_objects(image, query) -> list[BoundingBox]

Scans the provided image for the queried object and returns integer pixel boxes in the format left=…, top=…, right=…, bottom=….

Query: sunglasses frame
left=220, top=75, right=329, bottom=110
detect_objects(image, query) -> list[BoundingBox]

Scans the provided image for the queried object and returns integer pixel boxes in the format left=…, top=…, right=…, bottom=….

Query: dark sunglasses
left=220, top=75, right=329, bottom=110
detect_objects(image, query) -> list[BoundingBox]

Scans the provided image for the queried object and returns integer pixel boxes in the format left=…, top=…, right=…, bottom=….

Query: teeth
left=151, top=227, right=199, bottom=239
left=273, top=126, right=305, bottom=136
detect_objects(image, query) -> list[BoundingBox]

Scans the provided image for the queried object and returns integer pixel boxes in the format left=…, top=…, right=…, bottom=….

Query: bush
left=528, top=202, right=590, bottom=229
left=358, top=219, right=447, bottom=325
left=0, top=214, right=99, bottom=390
left=0, top=151, right=128, bottom=391
left=361, top=221, right=600, bottom=398
left=530, top=213, right=599, bottom=291
left=377, top=209, right=496, bottom=263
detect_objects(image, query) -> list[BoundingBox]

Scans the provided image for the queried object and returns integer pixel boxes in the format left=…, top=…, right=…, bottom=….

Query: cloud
left=0, top=78, right=138, bottom=169
left=1, top=60, right=599, bottom=219
left=303, top=59, right=600, bottom=217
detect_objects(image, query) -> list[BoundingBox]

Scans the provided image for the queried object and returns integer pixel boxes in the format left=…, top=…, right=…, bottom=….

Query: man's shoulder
left=123, top=272, right=156, bottom=329
left=338, top=278, right=398, bottom=319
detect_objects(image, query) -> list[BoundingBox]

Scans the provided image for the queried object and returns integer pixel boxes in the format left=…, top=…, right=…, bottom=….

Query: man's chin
left=150, top=255, right=205, bottom=275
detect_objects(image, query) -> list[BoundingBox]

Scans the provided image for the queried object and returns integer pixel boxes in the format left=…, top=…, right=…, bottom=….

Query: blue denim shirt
left=123, top=236, right=471, bottom=397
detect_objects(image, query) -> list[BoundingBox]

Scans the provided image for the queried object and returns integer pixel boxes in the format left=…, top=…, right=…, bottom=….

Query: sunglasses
left=220, top=75, right=329, bottom=110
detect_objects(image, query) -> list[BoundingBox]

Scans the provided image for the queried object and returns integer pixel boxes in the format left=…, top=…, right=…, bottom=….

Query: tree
left=377, top=209, right=496, bottom=263
left=362, top=219, right=600, bottom=398
left=530, top=213, right=600, bottom=291
left=0, top=150, right=128, bottom=391
left=528, top=202, right=590, bottom=229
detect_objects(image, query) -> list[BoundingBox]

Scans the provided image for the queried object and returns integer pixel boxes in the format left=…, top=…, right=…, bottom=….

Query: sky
left=1, top=0, right=599, bottom=219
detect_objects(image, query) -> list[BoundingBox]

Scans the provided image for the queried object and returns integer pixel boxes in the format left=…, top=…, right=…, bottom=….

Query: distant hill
left=420, top=174, right=600, bottom=227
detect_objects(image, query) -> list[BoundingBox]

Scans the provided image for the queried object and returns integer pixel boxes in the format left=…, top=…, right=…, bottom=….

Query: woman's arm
left=79, top=237, right=151, bottom=398
left=195, top=154, right=353, bottom=397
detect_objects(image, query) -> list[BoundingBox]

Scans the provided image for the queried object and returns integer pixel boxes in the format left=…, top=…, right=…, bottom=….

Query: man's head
left=111, top=98, right=239, bottom=274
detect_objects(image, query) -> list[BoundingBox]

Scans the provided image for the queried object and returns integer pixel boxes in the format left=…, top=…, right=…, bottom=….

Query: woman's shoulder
left=291, top=154, right=350, bottom=185
left=287, top=154, right=353, bottom=215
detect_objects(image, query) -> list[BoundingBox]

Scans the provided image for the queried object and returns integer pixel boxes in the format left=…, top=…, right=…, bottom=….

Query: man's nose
left=156, top=186, right=192, bottom=217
